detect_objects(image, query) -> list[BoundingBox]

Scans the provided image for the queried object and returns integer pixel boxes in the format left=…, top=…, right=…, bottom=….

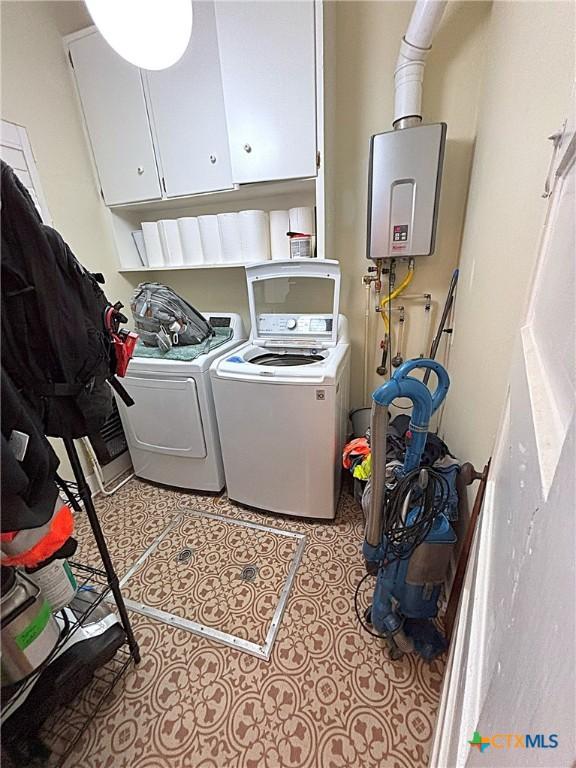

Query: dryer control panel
left=208, top=316, right=231, bottom=328
left=257, top=314, right=333, bottom=337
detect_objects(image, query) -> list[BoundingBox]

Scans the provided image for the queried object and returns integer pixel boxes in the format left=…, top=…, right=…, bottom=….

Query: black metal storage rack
left=1, top=440, right=140, bottom=767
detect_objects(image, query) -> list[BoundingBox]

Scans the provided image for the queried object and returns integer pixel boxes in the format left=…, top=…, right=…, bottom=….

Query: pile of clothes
left=343, top=413, right=457, bottom=508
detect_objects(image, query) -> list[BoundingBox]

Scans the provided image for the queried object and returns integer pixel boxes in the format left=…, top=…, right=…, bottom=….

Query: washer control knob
left=287, top=318, right=297, bottom=330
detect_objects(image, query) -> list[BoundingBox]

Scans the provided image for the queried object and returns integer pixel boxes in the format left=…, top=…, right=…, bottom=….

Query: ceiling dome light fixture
left=85, top=0, right=193, bottom=71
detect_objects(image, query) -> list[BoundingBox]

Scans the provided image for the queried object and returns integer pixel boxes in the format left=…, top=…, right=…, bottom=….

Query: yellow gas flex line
left=380, top=259, right=415, bottom=331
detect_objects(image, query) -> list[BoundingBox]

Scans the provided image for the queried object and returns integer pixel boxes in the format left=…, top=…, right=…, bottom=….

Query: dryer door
left=121, top=376, right=207, bottom=458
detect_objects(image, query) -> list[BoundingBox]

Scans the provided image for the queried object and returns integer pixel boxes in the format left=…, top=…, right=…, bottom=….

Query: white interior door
left=144, top=1, right=233, bottom=197
left=1, top=119, right=51, bottom=223
left=68, top=32, right=161, bottom=205
left=215, top=0, right=317, bottom=184
left=431, top=119, right=575, bottom=765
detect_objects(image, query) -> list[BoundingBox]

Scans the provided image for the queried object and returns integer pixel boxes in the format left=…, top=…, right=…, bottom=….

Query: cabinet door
left=144, top=1, right=233, bottom=197
left=68, top=32, right=161, bottom=205
left=215, top=1, right=317, bottom=184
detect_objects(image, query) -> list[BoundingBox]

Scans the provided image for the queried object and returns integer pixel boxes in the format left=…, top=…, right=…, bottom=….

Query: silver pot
left=1, top=567, right=60, bottom=685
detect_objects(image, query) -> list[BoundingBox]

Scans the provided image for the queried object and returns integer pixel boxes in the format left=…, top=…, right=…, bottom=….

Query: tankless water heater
left=367, top=122, right=446, bottom=260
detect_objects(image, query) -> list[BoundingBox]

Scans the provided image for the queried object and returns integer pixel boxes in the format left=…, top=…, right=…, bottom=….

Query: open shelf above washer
left=118, top=261, right=253, bottom=272
left=109, top=178, right=316, bottom=215
left=110, top=179, right=318, bottom=271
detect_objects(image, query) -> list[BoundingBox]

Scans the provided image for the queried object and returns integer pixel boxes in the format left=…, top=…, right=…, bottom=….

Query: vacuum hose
left=366, top=400, right=389, bottom=547
left=366, top=359, right=450, bottom=548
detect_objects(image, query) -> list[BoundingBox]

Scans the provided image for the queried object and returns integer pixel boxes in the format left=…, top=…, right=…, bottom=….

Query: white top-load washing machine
left=117, top=312, right=246, bottom=492
left=210, top=261, right=350, bottom=519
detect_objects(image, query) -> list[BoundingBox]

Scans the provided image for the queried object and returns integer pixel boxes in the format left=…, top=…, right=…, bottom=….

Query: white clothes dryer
left=210, top=261, right=350, bottom=519
left=117, top=312, right=246, bottom=491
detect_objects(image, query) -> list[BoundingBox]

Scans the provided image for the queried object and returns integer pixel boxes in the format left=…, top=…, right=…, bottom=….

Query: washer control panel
left=257, top=314, right=333, bottom=337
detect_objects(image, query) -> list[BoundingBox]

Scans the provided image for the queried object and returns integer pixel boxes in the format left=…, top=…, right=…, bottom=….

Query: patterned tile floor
left=122, top=512, right=301, bottom=644
left=65, top=478, right=445, bottom=767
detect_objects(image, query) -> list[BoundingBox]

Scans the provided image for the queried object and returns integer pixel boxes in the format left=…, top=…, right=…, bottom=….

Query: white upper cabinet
left=68, top=32, right=161, bottom=206
left=67, top=1, right=319, bottom=206
left=144, top=1, right=233, bottom=198
left=214, top=1, right=317, bottom=184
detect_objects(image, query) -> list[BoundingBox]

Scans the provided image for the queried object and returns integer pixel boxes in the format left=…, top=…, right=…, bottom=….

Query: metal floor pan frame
left=113, top=508, right=306, bottom=660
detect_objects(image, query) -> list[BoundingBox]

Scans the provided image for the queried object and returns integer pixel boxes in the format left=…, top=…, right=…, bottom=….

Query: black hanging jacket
left=1, top=369, right=60, bottom=532
left=1, top=160, right=114, bottom=438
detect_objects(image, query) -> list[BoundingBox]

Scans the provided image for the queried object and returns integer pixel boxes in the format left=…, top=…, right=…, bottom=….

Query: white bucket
left=26, top=559, right=77, bottom=612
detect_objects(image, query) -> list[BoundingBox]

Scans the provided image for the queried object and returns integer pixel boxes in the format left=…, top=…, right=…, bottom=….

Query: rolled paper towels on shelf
left=217, top=212, right=242, bottom=263
left=178, top=217, right=204, bottom=265
left=269, top=210, right=291, bottom=261
left=198, top=215, right=223, bottom=264
left=289, top=206, right=315, bottom=235
left=158, top=220, right=184, bottom=266
left=239, top=210, right=271, bottom=263
left=141, top=222, right=164, bottom=268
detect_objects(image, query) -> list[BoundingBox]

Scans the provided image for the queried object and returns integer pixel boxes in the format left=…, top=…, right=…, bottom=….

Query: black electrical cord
left=355, top=468, right=450, bottom=639
left=382, top=467, right=451, bottom=560
left=353, top=572, right=388, bottom=639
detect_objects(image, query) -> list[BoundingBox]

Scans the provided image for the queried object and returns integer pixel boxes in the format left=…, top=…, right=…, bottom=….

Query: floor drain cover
left=176, top=547, right=193, bottom=564
left=239, top=565, right=258, bottom=582
left=119, top=511, right=306, bottom=659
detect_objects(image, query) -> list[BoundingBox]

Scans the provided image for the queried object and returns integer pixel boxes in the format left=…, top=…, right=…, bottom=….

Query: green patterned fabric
left=134, top=327, right=233, bottom=361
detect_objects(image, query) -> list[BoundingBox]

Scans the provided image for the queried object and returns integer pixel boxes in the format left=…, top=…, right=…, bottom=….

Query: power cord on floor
left=354, top=572, right=387, bottom=639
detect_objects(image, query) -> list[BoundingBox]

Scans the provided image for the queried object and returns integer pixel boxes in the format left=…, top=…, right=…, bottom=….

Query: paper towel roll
left=217, top=213, right=242, bottom=263
left=239, top=210, right=270, bottom=263
left=198, top=215, right=223, bottom=264
left=158, top=219, right=184, bottom=266
left=289, top=206, right=315, bottom=235
left=141, top=222, right=164, bottom=268
left=178, top=218, right=204, bottom=265
left=269, top=210, right=291, bottom=261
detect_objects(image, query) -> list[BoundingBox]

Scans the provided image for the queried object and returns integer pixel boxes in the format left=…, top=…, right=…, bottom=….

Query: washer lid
left=246, top=260, right=341, bottom=347
left=244, top=348, right=327, bottom=367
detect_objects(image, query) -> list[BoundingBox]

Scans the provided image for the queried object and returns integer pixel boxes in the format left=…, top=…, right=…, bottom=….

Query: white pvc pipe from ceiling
left=393, top=0, right=448, bottom=128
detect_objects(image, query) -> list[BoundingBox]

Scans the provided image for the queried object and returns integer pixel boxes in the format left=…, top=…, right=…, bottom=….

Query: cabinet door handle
left=209, top=155, right=217, bottom=164
left=137, top=166, right=144, bottom=175
left=243, top=144, right=252, bottom=153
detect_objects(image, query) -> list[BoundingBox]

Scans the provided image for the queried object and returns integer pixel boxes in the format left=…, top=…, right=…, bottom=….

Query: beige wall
left=441, top=0, right=575, bottom=469
left=330, top=1, right=491, bottom=411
